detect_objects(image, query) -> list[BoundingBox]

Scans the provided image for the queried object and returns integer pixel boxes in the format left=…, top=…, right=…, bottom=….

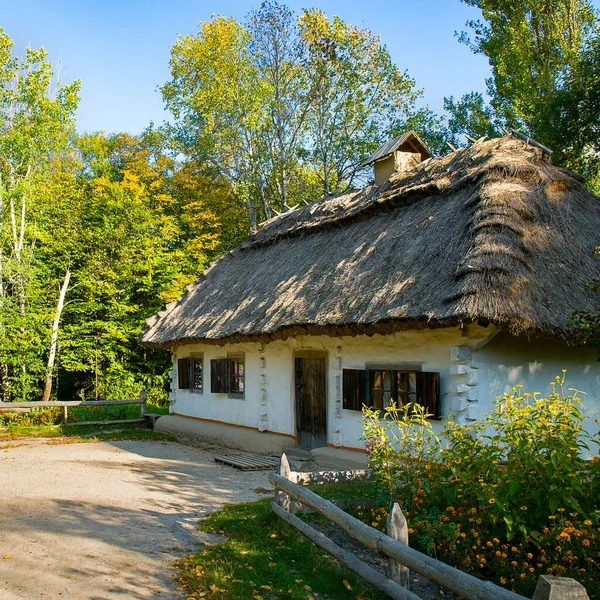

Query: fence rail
left=0, top=391, right=156, bottom=427
left=269, top=454, right=590, bottom=600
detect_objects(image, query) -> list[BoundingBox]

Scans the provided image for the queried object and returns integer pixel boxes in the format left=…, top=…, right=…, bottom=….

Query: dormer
left=364, top=130, right=432, bottom=185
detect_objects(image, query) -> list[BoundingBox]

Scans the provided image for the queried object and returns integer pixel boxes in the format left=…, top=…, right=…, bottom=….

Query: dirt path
left=0, top=439, right=270, bottom=599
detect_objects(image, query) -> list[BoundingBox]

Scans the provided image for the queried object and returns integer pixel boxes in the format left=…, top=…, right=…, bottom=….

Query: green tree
left=455, top=0, right=600, bottom=184
left=0, top=27, right=80, bottom=401
left=162, top=16, right=269, bottom=231
left=298, top=9, right=421, bottom=195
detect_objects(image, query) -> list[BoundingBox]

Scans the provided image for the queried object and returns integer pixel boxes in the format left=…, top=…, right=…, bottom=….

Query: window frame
left=342, top=366, right=440, bottom=419
left=190, top=355, right=204, bottom=394
left=177, top=355, right=204, bottom=393
left=210, top=355, right=245, bottom=399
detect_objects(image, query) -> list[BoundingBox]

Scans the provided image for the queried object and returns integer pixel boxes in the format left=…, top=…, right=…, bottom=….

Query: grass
left=0, top=402, right=174, bottom=442
left=177, top=499, right=387, bottom=600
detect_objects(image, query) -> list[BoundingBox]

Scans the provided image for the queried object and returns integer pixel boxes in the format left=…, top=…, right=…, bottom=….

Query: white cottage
left=140, top=135, right=600, bottom=459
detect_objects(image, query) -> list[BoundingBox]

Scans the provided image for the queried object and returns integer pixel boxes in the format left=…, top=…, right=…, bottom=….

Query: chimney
left=364, top=131, right=432, bottom=186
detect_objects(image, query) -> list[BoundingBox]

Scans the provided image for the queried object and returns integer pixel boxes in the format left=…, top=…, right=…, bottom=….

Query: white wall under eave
left=167, top=327, right=599, bottom=453
left=472, top=332, right=600, bottom=445
left=169, top=324, right=497, bottom=450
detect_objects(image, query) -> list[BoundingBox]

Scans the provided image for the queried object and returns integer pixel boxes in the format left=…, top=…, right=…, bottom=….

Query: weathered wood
left=0, top=406, right=30, bottom=413
left=277, top=453, right=293, bottom=512
left=139, top=390, right=147, bottom=416
left=268, top=473, right=528, bottom=600
left=532, top=576, right=590, bottom=600
left=507, top=128, right=553, bottom=155
left=387, top=503, right=410, bottom=589
left=62, top=418, right=146, bottom=427
left=0, top=400, right=144, bottom=408
left=295, top=356, right=327, bottom=449
left=271, top=502, right=420, bottom=600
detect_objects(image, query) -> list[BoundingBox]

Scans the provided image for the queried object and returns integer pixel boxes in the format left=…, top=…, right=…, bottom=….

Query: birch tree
left=0, top=28, right=79, bottom=401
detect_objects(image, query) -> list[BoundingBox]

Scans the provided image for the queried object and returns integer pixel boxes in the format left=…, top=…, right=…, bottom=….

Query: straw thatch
left=140, top=136, right=600, bottom=349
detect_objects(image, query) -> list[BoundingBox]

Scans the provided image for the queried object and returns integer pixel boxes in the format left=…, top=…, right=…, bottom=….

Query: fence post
left=139, top=390, right=147, bottom=418
left=63, top=405, right=68, bottom=424
left=532, top=576, right=589, bottom=600
left=387, top=502, right=410, bottom=589
left=276, top=453, right=292, bottom=512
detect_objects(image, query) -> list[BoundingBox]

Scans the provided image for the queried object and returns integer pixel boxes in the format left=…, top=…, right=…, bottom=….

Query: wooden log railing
left=0, top=390, right=151, bottom=427
left=269, top=457, right=590, bottom=600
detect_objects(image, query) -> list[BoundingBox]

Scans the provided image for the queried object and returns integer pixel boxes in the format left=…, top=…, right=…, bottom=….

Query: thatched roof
left=140, top=136, right=600, bottom=349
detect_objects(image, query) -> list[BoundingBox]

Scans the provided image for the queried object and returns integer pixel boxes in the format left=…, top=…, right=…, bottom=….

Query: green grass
left=177, top=499, right=387, bottom=600
left=0, top=416, right=175, bottom=443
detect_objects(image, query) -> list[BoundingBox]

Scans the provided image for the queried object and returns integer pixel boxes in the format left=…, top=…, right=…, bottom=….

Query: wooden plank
left=268, top=473, right=528, bottom=600
left=214, top=454, right=279, bottom=470
left=62, top=418, right=146, bottom=427
left=0, top=400, right=143, bottom=408
left=294, top=469, right=373, bottom=485
left=271, top=502, right=419, bottom=600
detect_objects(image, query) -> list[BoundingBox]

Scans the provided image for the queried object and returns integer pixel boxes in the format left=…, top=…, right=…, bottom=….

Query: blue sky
left=2, top=1, right=597, bottom=135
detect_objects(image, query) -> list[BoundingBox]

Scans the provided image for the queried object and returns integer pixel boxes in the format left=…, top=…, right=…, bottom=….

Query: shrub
left=361, top=375, right=600, bottom=596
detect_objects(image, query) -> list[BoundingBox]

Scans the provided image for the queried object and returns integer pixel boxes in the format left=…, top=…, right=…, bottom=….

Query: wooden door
left=294, top=354, right=327, bottom=449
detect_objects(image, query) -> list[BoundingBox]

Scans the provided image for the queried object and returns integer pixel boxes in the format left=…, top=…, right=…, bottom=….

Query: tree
left=162, top=16, right=269, bottom=231
left=443, top=91, right=500, bottom=144
left=456, top=0, right=600, bottom=184
left=298, top=9, right=421, bottom=195
left=249, top=1, right=311, bottom=213
left=162, top=5, right=432, bottom=223
left=0, top=27, right=80, bottom=401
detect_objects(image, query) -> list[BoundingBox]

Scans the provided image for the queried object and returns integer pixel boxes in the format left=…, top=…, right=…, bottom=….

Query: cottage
left=140, top=135, right=600, bottom=459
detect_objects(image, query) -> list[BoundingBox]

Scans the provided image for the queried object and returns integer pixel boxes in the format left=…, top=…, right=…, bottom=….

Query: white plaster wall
left=169, top=325, right=496, bottom=449
left=473, top=332, right=600, bottom=443
left=168, top=327, right=599, bottom=453
left=172, top=340, right=297, bottom=437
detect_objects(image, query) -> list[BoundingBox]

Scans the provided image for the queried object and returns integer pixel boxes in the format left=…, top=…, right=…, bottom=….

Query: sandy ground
left=0, top=438, right=271, bottom=600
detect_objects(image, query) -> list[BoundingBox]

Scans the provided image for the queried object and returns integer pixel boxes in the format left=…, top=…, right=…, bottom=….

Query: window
left=343, top=368, right=440, bottom=418
left=178, top=356, right=203, bottom=393
left=210, top=357, right=245, bottom=397
left=229, top=358, right=245, bottom=395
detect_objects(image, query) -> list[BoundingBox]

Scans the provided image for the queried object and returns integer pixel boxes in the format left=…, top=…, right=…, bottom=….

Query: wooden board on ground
left=214, top=453, right=280, bottom=471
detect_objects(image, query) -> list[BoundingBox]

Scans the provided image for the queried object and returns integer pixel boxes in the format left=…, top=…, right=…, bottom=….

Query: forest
left=0, top=0, right=599, bottom=404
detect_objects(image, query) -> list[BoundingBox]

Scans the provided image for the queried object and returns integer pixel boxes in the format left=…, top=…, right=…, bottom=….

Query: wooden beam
left=271, top=502, right=420, bottom=600
left=268, top=473, right=528, bottom=600
left=62, top=418, right=146, bottom=427
left=0, top=400, right=143, bottom=408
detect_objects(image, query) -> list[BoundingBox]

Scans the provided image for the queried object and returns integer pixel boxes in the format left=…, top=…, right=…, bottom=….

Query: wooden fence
left=269, top=455, right=590, bottom=600
left=0, top=390, right=161, bottom=427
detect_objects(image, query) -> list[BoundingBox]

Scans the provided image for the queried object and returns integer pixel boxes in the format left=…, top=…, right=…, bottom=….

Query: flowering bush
left=361, top=375, right=600, bottom=597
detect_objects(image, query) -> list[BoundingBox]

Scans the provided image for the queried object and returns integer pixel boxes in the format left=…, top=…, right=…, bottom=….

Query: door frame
left=293, top=350, right=328, bottom=448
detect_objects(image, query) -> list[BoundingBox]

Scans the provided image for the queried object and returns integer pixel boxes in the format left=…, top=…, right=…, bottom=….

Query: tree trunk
left=261, top=186, right=271, bottom=221
left=41, top=269, right=70, bottom=402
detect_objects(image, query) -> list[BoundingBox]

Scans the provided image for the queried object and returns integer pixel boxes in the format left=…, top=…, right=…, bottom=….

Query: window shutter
left=178, top=358, right=191, bottom=389
left=416, top=372, right=440, bottom=418
left=343, top=369, right=367, bottom=411
left=211, top=359, right=230, bottom=394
